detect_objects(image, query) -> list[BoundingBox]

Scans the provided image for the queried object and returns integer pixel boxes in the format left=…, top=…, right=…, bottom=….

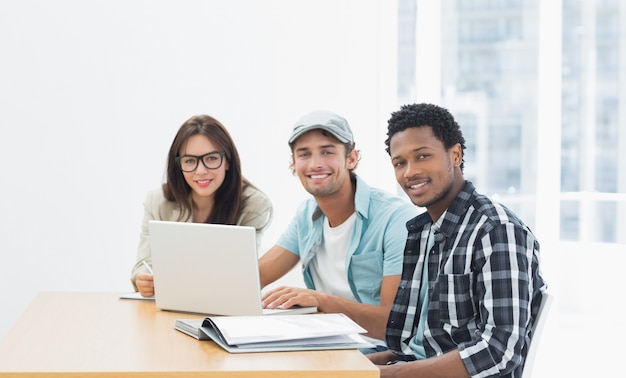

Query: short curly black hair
left=385, top=103, right=466, bottom=171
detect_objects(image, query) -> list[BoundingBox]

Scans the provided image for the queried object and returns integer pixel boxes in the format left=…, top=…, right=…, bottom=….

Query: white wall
left=0, top=0, right=400, bottom=338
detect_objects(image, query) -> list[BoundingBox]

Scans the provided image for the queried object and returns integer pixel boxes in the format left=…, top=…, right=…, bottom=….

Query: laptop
left=148, top=220, right=316, bottom=316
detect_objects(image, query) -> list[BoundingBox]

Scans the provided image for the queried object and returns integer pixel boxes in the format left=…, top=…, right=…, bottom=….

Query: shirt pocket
left=349, top=250, right=383, bottom=302
left=433, top=273, right=475, bottom=329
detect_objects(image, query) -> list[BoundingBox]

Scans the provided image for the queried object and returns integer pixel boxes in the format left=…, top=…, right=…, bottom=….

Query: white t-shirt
left=310, top=212, right=357, bottom=301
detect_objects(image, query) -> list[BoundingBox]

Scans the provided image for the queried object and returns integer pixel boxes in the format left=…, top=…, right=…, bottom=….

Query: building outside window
left=399, top=0, right=626, bottom=244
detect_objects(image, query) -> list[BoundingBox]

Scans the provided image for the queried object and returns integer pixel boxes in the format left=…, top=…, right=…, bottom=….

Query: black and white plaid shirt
left=386, top=181, right=546, bottom=378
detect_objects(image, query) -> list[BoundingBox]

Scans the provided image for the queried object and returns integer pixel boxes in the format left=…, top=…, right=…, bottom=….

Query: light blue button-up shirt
left=277, top=175, right=420, bottom=305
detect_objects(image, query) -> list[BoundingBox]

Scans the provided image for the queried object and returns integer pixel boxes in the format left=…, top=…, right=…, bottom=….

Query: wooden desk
left=0, top=292, right=379, bottom=377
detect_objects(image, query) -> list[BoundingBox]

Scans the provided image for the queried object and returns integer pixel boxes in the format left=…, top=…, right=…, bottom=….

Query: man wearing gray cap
left=259, top=110, right=419, bottom=351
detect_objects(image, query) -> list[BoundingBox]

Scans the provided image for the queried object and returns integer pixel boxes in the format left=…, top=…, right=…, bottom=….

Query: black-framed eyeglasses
left=175, top=151, right=225, bottom=172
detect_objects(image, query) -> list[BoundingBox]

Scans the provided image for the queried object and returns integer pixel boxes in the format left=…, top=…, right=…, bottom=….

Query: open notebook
left=174, top=313, right=373, bottom=352
left=148, top=220, right=316, bottom=316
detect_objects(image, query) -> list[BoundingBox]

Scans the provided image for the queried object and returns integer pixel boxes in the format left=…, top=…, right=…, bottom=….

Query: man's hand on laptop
left=135, top=273, right=155, bottom=298
left=262, top=286, right=324, bottom=310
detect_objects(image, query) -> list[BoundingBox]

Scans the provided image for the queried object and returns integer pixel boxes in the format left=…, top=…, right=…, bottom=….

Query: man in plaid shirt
left=367, top=103, right=547, bottom=378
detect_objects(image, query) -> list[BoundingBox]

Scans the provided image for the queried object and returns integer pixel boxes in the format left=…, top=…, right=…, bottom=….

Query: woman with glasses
left=130, top=114, right=273, bottom=297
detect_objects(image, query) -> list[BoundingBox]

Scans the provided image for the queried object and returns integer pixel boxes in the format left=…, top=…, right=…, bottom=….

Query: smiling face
left=180, top=134, right=228, bottom=204
left=390, top=126, right=463, bottom=220
left=291, top=130, right=358, bottom=199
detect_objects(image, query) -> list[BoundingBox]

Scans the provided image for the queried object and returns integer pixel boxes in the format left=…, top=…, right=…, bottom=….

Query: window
left=403, top=0, right=626, bottom=244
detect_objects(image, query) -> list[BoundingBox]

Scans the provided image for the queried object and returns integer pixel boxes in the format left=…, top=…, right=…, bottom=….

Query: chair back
left=521, top=291, right=554, bottom=378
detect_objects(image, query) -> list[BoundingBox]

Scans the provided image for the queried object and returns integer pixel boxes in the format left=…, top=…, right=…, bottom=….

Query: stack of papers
left=175, top=313, right=374, bottom=353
